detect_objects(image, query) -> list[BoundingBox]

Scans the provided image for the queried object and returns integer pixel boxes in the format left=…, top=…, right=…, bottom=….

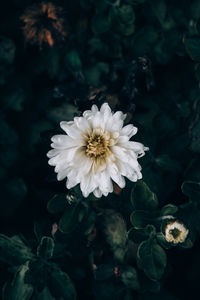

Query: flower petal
left=60, top=122, right=82, bottom=139
left=93, top=188, right=102, bottom=198
left=121, top=124, right=138, bottom=138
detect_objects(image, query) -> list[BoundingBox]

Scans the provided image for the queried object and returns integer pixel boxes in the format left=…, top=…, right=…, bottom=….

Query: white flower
left=47, top=103, right=148, bottom=198
left=164, top=220, right=189, bottom=244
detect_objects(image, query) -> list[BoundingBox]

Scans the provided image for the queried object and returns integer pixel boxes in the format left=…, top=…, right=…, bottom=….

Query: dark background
left=1, top=0, right=200, bottom=299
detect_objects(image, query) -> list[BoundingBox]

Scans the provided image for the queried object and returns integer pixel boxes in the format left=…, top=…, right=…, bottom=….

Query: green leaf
left=156, top=232, right=171, bottom=249
left=150, top=0, right=167, bottom=26
left=184, top=158, right=200, bottom=182
left=117, top=5, right=135, bottom=24
left=80, top=210, right=96, bottom=235
left=128, top=225, right=156, bottom=243
left=47, top=194, right=68, bottom=214
left=92, top=13, right=111, bottom=34
left=37, top=237, right=55, bottom=259
left=65, top=50, right=82, bottom=71
left=137, top=239, right=167, bottom=280
left=181, top=181, right=200, bottom=201
left=2, top=87, right=26, bottom=111
left=155, top=154, right=182, bottom=173
left=47, top=103, right=79, bottom=123
left=184, top=36, right=200, bottom=61
left=160, top=204, right=178, bottom=216
left=117, top=22, right=135, bottom=36
left=47, top=267, right=76, bottom=300
left=95, top=264, right=114, bottom=280
left=153, top=112, right=176, bottom=136
left=35, top=49, right=61, bottom=79
left=34, top=220, right=52, bottom=243
left=0, top=36, right=16, bottom=64
left=59, top=202, right=86, bottom=233
left=128, top=227, right=149, bottom=243
left=130, top=211, right=157, bottom=228
left=139, top=273, right=161, bottom=293
left=121, top=266, right=140, bottom=290
left=84, top=63, right=109, bottom=86
left=181, top=238, right=194, bottom=249
left=0, top=235, right=33, bottom=266
left=131, top=181, right=158, bottom=211
left=103, top=211, right=127, bottom=247
left=131, top=0, right=146, bottom=4
left=131, top=26, right=158, bottom=56
left=186, top=182, right=200, bottom=201
left=102, top=210, right=127, bottom=263
left=2, top=262, right=33, bottom=300
left=33, top=287, right=55, bottom=300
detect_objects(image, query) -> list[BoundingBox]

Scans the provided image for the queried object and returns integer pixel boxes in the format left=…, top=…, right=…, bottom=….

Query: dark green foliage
left=0, top=235, right=33, bottom=266
left=137, top=238, right=167, bottom=280
left=131, top=180, right=158, bottom=212
left=1, top=0, right=200, bottom=299
left=36, top=237, right=55, bottom=259
left=2, top=263, right=33, bottom=300
left=47, top=266, right=76, bottom=300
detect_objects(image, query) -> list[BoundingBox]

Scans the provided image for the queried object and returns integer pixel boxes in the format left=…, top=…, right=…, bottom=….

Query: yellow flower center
left=85, top=132, right=110, bottom=160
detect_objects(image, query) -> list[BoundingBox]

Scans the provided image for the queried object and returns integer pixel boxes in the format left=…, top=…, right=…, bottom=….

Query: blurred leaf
left=28, top=121, right=51, bottom=153
left=34, top=49, right=61, bottom=79
left=101, top=210, right=127, bottom=263
left=47, top=103, right=79, bottom=123
left=190, top=119, right=200, bottom=153
left=153, top=112, right=176, bottom=136
left=137, top=239, right=167, bottom=280
left=128, top=225, right=155, bottom=243
left=2, top=262, right=33, bottom=300
left=47, top=194, right=68, bottom=214
left=155, top=154, right=182, bottom=173
left=94, top=281, right=126, bottom=300
left=150, top=0, right=167, bottom=26
left=80, top=210, right=96, bottom=235
left=128, top=227, right=149, bottom=243
left=59, top=202, right=86, bottom=233
left=156, top=232, right=171, bottom=249
left=34, top=220, right=52, bottom=243
left=47, top=266, right=76, bottom=300
left=131, top=181, right=158, bottom=211
left=0, top=36, right=16, bottom=64
left=131, top=26, right=158, bottom=56
left=37, top=237, right=55, bottom=259
left=65, top=50, right=82, bottom=71
left=85, top=63, right=109, bottom=86
left=139, top=272, right=161, bottom=293
left=160, top=204, right=178, bottom=216
left=0, top=235, right=33, bottom=266
left=92, top=13, right=111, bottom=34
left=181, top=180, right=200, bottom=201
left=117, top=5, right=135, bottom=24
left=2, top=87, right=26, bottom=111
left=117, top=22, right=135, bottom=36
left=95, top=264, right=114, bottom=280
left=131, top=0, right=146, bottom=4
left=32, top=287, right=55, bottom=300
left=184, top=36, right=200, bottom=61
left=130, top=211, right=157, bottom=228
left=121, top=266, right=140, bottom=290
left=184, top=158, right=200, bottom=181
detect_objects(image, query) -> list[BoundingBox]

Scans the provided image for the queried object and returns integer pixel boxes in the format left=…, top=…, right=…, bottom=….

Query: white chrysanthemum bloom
left=164, top=220, right=189, bottom=244
left=47, top=103, right=148, bottom=198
